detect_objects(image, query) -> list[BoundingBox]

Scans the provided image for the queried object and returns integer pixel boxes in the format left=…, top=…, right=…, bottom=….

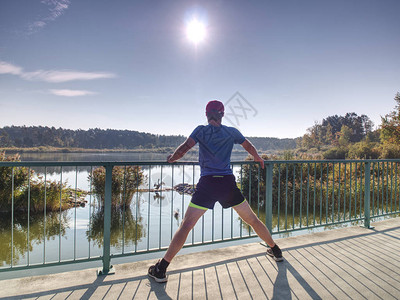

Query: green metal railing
left=0, top=159, right=399, bottom=275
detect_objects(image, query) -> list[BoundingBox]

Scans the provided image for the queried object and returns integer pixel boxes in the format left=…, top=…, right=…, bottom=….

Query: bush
left=0, top=151, right=70, bottom=213
left=0, top=152, right=30, bottom=212
left=14, top=180, right=70, bottom=213
left=379, top=144, right=400, bottom=158
left=296, top=147, right=308, bottom=153
left=283, top=151, right=295, bottom=160
left=347, top=142, right=380, bottom=159
left=89, top=166, right=145, bottom=207
left=323, top=147, right=348, bottom=159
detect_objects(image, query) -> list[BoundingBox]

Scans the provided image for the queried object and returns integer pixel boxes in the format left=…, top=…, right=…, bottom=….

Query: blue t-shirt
left=190, top=124, right=246, bottom=176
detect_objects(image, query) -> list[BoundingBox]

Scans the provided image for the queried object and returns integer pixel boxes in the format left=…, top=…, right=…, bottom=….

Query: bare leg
left=233, top=201, right=275, bottom=247
left=163, top=206, right=206, bottom=262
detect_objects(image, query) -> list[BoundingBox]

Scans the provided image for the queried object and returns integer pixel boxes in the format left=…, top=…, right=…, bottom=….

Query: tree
left=338, top=125, right=352, bottom=147
left=301, top=122, right=324, bottom=149
left=302, top=112, right=374, bottom=149
left=0, top=130, right=11, bottom=147
left=380, top=92, right=400, bottom=145
left=322, top=115, right=342, bottom=134
left=325, top=124, right=335, bottom=145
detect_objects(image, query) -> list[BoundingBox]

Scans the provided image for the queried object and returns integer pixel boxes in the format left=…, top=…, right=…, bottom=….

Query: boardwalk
left=0, top=218, right=399, bottom=299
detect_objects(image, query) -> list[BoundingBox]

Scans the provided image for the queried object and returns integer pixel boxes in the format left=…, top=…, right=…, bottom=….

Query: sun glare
left=186, top=18, right=206, bottom=44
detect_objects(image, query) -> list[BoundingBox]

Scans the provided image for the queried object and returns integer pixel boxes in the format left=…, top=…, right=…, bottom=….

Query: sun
left=186, top=18, right=206, bottom=44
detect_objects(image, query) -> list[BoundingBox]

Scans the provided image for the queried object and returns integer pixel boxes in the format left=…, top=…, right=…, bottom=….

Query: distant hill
left=0, top=126, right=298, bottom=151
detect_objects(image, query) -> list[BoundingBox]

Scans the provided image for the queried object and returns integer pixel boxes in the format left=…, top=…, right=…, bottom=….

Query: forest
left=0, top=126, right=186, bottom=150
left=0, top=126, right=297, bottom=152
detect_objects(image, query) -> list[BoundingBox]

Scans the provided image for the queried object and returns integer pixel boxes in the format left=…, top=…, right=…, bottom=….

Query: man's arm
left=241, top=139, right=265, bottom=169
left=167, top=137, right=196, bottom=163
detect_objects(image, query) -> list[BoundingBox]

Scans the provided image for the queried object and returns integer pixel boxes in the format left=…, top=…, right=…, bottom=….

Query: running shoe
left=148, top=261, right=168, bottom=283
left=267, top=245, right=284, bottom=262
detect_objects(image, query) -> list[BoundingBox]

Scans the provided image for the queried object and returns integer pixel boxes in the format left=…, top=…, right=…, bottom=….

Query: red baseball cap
left=206, top=100, right=224, bottom=114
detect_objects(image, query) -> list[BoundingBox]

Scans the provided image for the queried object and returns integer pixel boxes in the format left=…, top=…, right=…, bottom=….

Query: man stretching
left=148, top=100, right=283, bottom=283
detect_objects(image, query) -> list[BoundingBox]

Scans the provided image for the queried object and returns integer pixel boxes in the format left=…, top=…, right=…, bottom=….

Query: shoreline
left=0, top=147, right=249, bottom=155
left=0, top=147, right=176, bottom=154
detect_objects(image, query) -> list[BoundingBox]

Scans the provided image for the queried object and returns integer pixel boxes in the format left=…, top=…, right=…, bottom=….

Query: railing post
left=265, top=162, right=273, bottom=233
left=364, top=161, right=372, bottom=229
left=98, top=164, right=115, bottom=275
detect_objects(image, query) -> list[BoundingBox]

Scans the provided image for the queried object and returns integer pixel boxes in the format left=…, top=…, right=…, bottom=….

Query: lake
left=18, top=151, right=249, bottom=162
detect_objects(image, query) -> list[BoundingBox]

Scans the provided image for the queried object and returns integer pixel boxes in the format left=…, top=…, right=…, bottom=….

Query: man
left=148, top=100, right=283, bottom=283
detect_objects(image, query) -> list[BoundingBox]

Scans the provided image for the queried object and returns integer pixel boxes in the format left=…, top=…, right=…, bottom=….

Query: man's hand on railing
left=254, top=156, right=265, bottom=169
left=241, top=139, right=264, bottom=169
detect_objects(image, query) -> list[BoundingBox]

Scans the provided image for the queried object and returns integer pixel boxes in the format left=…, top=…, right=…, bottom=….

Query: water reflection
left=86, top=207, right=144, bottom=249
left=0, top=211, right=69, bottom=267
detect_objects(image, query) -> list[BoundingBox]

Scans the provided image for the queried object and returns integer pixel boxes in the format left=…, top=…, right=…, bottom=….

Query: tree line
left=301, top=113, right=375, bottom=149
left=0, top=126, right=297, bottom=151
left=0, top=126, right=186, bottom=149
left=298, top=92, right=400, bottom=159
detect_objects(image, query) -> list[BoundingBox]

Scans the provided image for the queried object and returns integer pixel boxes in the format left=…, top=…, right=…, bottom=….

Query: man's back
left=190, top=124, right=245, bottom=176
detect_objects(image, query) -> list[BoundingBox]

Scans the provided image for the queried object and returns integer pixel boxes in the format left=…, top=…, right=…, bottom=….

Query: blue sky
left=0, top=0, right=399, bottom=138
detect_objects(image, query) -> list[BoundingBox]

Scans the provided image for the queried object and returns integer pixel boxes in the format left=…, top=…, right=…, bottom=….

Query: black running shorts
left=189, top=175, right=245, bottom=210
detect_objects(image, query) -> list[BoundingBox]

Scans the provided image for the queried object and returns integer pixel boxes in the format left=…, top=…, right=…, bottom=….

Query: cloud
left=28, top=0, right=71, bottom=33
left=0, top=60, right=116, bottom=82
left=0, top=61, right=23, bottom=75
left=31, top=21, right=46, bottom=29
left=49, top=89, right=97, bottom=97
left=0, top=60, right=115, bottom=97
left=21, top=70, right=116, bottom=83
